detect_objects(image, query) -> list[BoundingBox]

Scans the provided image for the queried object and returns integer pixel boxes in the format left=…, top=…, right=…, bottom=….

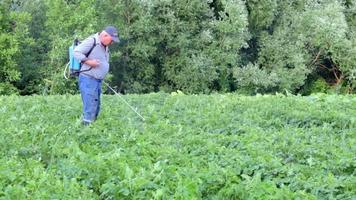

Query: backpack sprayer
left=64, top=39, right=145, bottom=121
left=64, top=38, right=95, bottom=79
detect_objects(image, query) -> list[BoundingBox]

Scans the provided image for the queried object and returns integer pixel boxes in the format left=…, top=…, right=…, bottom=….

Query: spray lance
left=103, top=82, right=145, bottom=121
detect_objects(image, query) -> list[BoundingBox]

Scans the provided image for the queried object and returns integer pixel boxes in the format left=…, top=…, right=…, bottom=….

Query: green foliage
left=246, top=0, right=278, bottom=35
left=0, top=0, right=356, bottom=95
left=0, top=0, right=33, bottom=95
left=233, top=63, right=279, bottom=94
left=151, top=0, right=250, bottom=94
left=97, top=0, right=158, bottom=93
left=14, top=0, right=50, bottom=95
left=0, top=82, right=19, bottom=95
left=303, top=0, right=355, bottom=91
left=0, top=2, right=20, bottom=94
left=0, top=31, right=20, bottom=82
left=0, top=94, right=355, bottom=198
left=236, top=0, right=356, bottom=94
left=344, top=1, right=356, bottom=92
left=43, top=0, right=99, bottom=94
left=43, top=72, right=78, bottom=95
left=0, top=159, right=98, bottom=199
left=301, top=78, right=331, bottom=95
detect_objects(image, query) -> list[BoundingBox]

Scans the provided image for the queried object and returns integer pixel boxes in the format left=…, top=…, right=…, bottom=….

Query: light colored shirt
left=74, top=33, right=110, bottom=80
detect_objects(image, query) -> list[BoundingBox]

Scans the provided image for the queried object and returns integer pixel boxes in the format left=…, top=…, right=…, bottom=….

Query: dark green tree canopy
left=0, top=0, right=355, bottom=95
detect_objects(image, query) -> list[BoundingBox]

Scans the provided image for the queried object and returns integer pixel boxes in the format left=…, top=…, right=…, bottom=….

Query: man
left=74, top=26, right=120, bottom=125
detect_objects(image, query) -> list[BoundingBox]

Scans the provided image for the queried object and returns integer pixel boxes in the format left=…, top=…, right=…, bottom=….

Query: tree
left=149, top=0, right=250, bottom=93
left=96, top=0, right=158, bottom=93
left=13, top=0, right=48, bottom=95
left=0, top=0, right=31, bottom=95
left=43, top=0, right=99, bottom=94
left=1, top=0, right=355, bottom=95
left=235, top=0, right=355, bottom=94
left=343, top=0, right=356, bottom=92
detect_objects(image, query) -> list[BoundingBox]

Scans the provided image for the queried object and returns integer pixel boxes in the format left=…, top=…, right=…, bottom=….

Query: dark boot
left=82, top=121, right=91, bottom=126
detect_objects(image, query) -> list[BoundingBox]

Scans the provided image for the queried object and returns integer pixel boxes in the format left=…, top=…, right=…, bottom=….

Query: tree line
left=0, top=0, right=355, bottom=95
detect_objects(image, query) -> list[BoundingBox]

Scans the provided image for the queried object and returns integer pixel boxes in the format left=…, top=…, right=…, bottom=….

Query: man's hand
left=84, top=59, right=100, bottom=67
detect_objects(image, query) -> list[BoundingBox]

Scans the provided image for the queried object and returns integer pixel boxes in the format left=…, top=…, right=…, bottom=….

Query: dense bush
left=0, top=0, right=355, bottom=95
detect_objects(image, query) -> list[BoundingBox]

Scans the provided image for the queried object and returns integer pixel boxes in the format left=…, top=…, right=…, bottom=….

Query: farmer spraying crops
left=74, top=26, right=120, bottom=125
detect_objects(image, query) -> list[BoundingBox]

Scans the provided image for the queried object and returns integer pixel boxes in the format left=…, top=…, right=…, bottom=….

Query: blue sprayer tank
left=69, top=39, right=81, bottom=75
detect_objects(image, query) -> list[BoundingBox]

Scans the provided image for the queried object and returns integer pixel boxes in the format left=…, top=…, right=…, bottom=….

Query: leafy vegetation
left=0, top=93, right=355, bottom=199
left=0, top=0, right=355, bottom=95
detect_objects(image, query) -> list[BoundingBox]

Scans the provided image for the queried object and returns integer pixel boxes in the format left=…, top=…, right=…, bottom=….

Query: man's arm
left=73, top=37, right=99, bottom=67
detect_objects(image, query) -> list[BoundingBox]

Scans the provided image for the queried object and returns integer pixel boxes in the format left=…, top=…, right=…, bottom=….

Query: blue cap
left=104, top=26, right=120, bottom=43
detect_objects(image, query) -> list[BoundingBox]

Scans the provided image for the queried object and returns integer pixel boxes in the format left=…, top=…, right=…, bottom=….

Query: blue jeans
left=79, top=74, right=102, bottom=123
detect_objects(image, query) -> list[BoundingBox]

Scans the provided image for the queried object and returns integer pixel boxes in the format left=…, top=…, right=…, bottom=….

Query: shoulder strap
left=72, top=37, right=98, bottom=76
left=85, top=37, right=96, bottom=57
left=71, top=37, right=96, bottom=76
